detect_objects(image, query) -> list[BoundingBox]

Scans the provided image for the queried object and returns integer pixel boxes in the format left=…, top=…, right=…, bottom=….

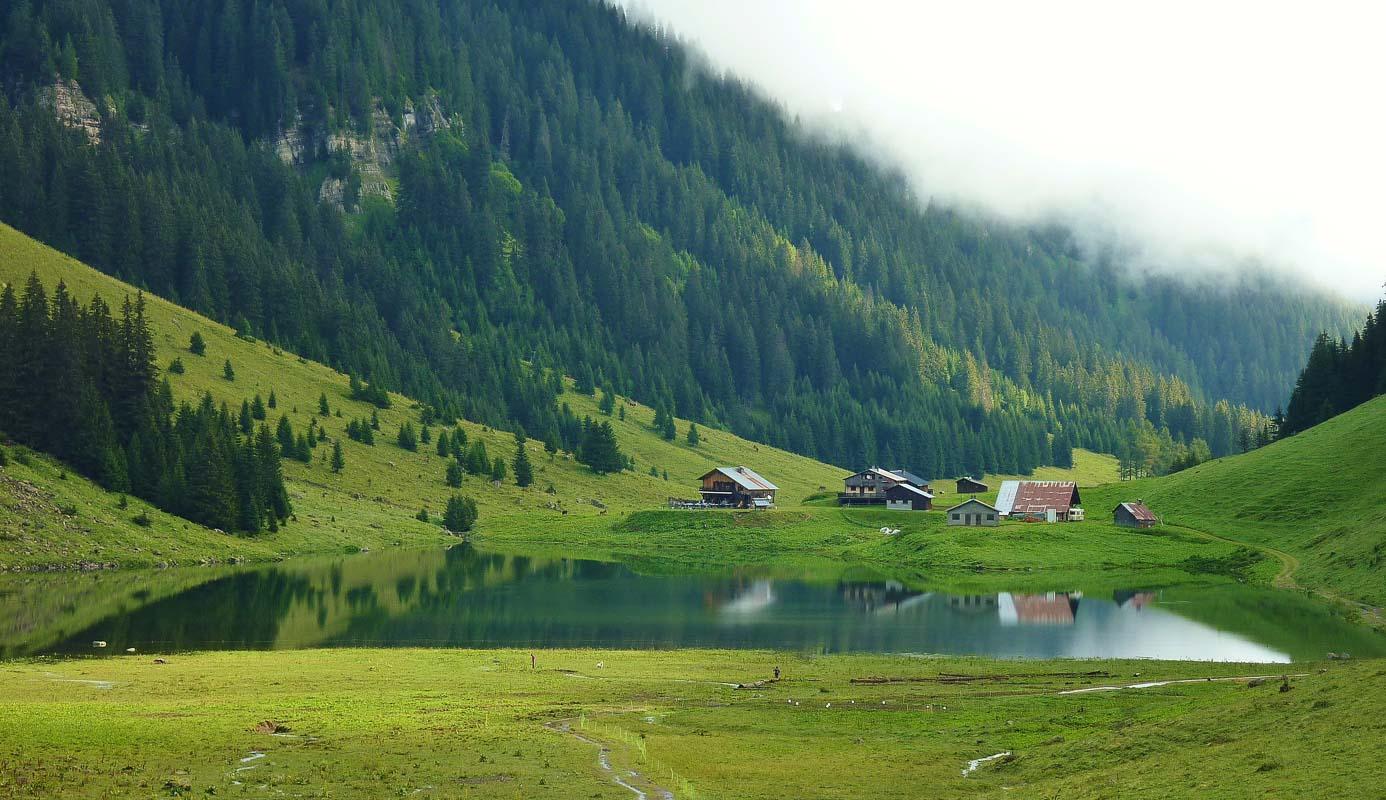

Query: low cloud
left=617, top=0, right=1386, bottom=301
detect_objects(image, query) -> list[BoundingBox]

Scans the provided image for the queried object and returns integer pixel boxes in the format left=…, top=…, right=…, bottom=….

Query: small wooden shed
left=946, top=498, right=999, bottom=527
left=956, top=477, right=989, bottom=494
left=1113, top=502, right=1158, bottom=528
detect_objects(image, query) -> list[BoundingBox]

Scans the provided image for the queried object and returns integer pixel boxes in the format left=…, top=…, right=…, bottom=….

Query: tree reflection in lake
left=6, top=544, right=1382, bottom=662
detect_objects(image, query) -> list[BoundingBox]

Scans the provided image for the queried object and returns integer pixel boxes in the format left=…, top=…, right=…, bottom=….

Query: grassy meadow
left=2, top=648, right=1382, bottom=799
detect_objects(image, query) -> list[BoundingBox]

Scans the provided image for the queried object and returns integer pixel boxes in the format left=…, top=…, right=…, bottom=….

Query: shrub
left=168, top=357, right=185, bottom=375
left=132, top=511, right=152, bottom=527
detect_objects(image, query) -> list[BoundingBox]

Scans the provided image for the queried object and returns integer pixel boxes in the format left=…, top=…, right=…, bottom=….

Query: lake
left=4, top=545, right=1382, bottom=662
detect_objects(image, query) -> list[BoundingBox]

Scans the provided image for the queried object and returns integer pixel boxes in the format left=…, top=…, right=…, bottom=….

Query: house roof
left=1005, top=481, right=1080, bottom=515
left=946, top=498, right=997, bottom=513
left=845, top=467, right=907, bottom=484
left=994, top=481, right=1020, bottom=514
left=956, top=476, right=989, bottom=489
left=891, top=469, right=929, bottom=486
left=703, top=466, right=779, bottom=492
left=1115, top=502, right=1157, bottom=522
left=887, top=483, right=934, bottom=499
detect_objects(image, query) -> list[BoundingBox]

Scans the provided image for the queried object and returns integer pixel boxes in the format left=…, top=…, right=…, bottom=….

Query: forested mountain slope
left=0, top=0, right=1359, bottom=478
left=0, top=222, right=847, bottom=569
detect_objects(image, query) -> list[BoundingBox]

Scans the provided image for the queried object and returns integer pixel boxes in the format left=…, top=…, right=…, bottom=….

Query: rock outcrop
left=271, top=94, right=462, bottom=211
left=37, top=79, right=102, bottom=145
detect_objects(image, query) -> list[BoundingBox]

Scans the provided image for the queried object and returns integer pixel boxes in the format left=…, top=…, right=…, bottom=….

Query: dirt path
left=544, top=719, right=675, bottom=800
left=1172, top=522, right=1383, bottom=627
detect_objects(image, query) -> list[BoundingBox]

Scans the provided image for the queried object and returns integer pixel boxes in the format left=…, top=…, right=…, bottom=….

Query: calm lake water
left=5, top=545, right=1383, bottom=662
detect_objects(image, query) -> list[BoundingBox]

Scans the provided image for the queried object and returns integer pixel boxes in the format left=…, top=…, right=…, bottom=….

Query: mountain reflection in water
left=9, top=545, right=1381, bottom=662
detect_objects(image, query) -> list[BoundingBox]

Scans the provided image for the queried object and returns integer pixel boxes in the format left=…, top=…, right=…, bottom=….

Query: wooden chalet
left=946, top=498, right=999, bottom=527
left=697, top=466, right=778, bottom=508
left=840, top=467, right=929, bottom=506
left=955, top=476, right=988, bottom=494
left=1113, top=502, right=1158, bottom=528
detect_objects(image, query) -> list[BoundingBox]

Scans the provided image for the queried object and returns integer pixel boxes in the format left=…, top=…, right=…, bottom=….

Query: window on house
left=987, top=514, right=995, bottom=521
left=951, top=513, right=960, bottom=521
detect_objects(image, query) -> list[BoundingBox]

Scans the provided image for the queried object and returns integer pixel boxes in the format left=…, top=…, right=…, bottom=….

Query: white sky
left=616, top=0, right=1386, bottom=301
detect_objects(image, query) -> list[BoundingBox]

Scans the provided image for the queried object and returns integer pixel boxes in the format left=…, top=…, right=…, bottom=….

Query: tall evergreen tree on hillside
left=513, top=430, right=533, bottom=487
left=578, top=419, right=624, bottom=474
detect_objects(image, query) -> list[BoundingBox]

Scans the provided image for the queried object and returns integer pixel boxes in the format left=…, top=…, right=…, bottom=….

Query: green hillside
left=1085, top=395, right=1386, bottom=607
left=0, top=223, right=845, bottom=570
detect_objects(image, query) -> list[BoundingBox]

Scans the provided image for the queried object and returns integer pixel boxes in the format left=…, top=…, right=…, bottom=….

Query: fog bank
left=617, top=0, right=1385, bottom=301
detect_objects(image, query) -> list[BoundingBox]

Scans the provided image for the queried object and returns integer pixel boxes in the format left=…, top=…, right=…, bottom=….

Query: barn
left=885, top=483, right=933, bottom=511
left=1113, top=502, right=1158, bottom=528
left=946, top=498, right=999, bottom=527
left=996, top=481, right=1083, bottom=522
left=955, top=477, right=989, bottom=494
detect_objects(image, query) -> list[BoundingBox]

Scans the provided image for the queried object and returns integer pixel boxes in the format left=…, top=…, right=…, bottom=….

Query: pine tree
left=239, top=400, right=253, bottom=435
left=513, top=431, right=533, bottom=487
left=436, top=429, right=451, bottom=457
left=420, top=425, right=431, bottom=444
left=686, top=422, right=699, bottom=447
left=330, top=440, right=345, bottom=473
left=466, top=440, right=490, bottom=475
left=443, top=494, right=478, bottom=533
left=251, top=394, right=266, bottom=420
left=578, top=420, right=624, bottom=474
left=446, top=459, right=464, bottom=487
left=371, top=408, right=380, bottom=430
left=490, top=456, right=507, bottom=482
left=223, top=359, right=235, bottom=381
left=318, top=392, right=330, bottom=416
left=599, top=388, right=615, bottom=415
left=276, top=415, right=295, bottom=452
left=397, top=421, right=417, bottom=451
left=268, top=390, right=277, bottom=409
left=189, top=331, right=206, bottom=356
left=576, top=364, right=596, bottom=395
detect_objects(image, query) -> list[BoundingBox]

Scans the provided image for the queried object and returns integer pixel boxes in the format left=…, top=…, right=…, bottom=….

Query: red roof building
left=1006, top=481, right=1082, bottom=520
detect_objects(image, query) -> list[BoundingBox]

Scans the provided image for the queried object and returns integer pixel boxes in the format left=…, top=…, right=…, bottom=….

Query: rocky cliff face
left=37, top=79, right=102, bottom=145
left=271, top=94, right=460, bottom=212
